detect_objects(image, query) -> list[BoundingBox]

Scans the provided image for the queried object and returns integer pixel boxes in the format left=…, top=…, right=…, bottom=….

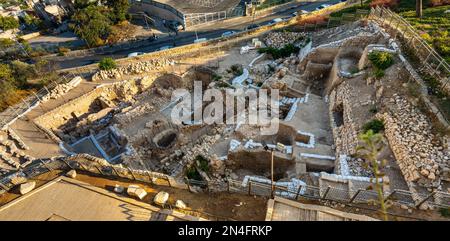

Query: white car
left=315, top=4, right=331, bottom=11
left=194, top=38, right=208, bottom=43
left=221, top=31, right=236, bottom=38
left=127, top=52, right=144, bottom=57
left=269, top=18, right=283, bottom=25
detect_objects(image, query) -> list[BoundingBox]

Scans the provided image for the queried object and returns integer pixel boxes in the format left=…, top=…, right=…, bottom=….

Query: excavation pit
left=153, top=129, right=178, bottom=149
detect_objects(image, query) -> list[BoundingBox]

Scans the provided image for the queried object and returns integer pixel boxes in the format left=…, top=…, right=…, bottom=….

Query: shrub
left=258, top=44, right=300, bottom=59
left=185, top=165, right=202, bottom=181
left=229, top=64, right=243, bottom=76
left=98, top=57, right=117, bottom=70
left=0, top=16, right=19, bottom=30
left=195, top=155, right=209, bottom=173
left=363, top=119, right=385, bottom=134
left=374, top=68, right=385, bottom=79
left=368, top=51, right=394, bottom=70
left=439, top=207, right=450, bottom=218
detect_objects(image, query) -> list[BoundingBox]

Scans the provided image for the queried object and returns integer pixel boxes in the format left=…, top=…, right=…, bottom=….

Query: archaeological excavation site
left=0, top=8, right=449, bottom=222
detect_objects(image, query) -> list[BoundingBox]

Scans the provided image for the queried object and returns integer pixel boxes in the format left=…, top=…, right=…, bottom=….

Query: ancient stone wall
left=377, top=95, right=448, bottom=192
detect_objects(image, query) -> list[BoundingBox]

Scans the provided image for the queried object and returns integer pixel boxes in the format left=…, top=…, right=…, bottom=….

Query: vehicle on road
left=194, top=38, right=208, bottom=43
left=158, top=46, right=172, bottom=51
left=269, top=18, right=283, bottom=25
left=221, top=31, right=237, bottom=38
left=245, top=24, right=260, bottom=31
left=164, top=20, right=184, bottom=32
left=127, top=52, right=145, bottom=58
left=315, top=4, right=331, bottom=10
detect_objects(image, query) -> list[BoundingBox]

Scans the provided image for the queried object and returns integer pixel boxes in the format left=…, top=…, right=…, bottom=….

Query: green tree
left=105, top=0, right=130, bottom=23
left=71, top=5, right=112, bottom=47
left=74, top=0, right=98, bottom=9
left=0, top=63, right=17, bottom=109
left=10, top=60, right=36, bottom=88
left=356, top=130, right=391, bottom=221
left=0, top=16, right=19, bottom=30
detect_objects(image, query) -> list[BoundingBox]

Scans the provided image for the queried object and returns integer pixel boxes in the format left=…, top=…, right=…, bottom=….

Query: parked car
left=127, top=52, right=145, bottom=58
left=268, top=18, right=283, bottom=25
left=315, top=4, right=331, bottom=11
left=245, top=24, right=260, bottom=31
left=164, top=20, right=184, bottom=32
left=221, top=31, right=236, bottom=38
left=194, top=38, right=208, bottom=43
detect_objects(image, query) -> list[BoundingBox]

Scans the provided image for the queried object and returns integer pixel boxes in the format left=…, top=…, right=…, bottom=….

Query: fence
left=369, top=6, right=450, bottom=94
left=184, top=5, right=245, bottom=28
left=0, top=72, right=79, bottom=130
left=226, top=179, right=450, bottom=210
left=1, top=154, right=449, bottom=216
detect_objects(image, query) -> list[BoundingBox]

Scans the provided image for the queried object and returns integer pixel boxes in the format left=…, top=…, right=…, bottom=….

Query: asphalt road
left=55, top=0, right=342, bottom=70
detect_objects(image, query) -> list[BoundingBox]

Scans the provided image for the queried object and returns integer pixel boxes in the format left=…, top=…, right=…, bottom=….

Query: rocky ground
left=263, top=31, right=307, bottom=48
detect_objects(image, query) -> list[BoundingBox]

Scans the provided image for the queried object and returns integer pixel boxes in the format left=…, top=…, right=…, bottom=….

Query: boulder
left=127, top=185, right=147, bottom=200
left=66, top=170, right=77, bottom=179
left=153, top=191, right=169, bottom=207
left=175, top=200, right=187, bottom=209
left=19, top=181, right=36, bottom=195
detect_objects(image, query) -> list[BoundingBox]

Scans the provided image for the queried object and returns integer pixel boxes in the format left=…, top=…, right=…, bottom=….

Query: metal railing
left=369, top=6, right=450, bottom=93
left=0, top=72, right=80, bottom=130
left=226, top=179, right=450, bottom=210
left=1, top=154, right=449, bottom=215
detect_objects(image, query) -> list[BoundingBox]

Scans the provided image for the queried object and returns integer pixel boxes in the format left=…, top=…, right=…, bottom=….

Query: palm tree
left=416, top=0, right=423, bottom=18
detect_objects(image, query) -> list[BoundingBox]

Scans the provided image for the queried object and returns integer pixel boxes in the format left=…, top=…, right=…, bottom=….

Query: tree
left=74, top=0, right=98, bottom=9
left=105, top=0, right=130, bottom=23
left=0, top=63, right=17, bottom=110
left=71, top=5, right=112, bottom=47
left=356, top=130, right=391, bottom=221
left=0, top=16, right=19, bottom=30
left=416, top=0, right=423, bottom=18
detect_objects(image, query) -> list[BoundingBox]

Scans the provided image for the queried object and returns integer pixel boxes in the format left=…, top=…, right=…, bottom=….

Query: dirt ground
left=67, top=171, right=268, bottom=221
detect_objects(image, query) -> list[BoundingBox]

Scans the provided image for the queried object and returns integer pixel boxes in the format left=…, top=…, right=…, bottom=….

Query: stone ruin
left=6, top=20, right=448, bottom=210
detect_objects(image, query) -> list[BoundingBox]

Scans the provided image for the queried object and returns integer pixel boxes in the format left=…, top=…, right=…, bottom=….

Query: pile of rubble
left=42, top=76, right=82, bottom=102
left=263, top=31, right=306, bottom=48
left=0, top=134, right=34, bottom=170
left=92, top=59, right=174, bottom=81
left=378, top=94, right=448, bottom=191
left=180, top=125, right=226, bottom=166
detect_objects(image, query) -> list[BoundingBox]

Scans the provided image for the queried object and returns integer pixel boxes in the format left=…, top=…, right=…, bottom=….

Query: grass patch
left=400, top=5, right=450, bottom=64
